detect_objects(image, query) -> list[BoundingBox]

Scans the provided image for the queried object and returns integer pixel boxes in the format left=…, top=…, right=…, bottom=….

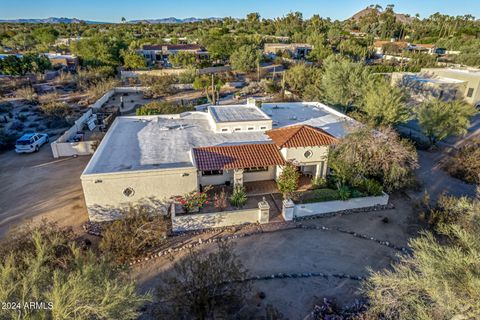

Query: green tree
left=321, top=55, right=369, bottom=110
left=122, top=50, right=146, bottom=70
left=329, top=126, right=418, bottom=192
left=276, top=162, right=300, bottom=199
left=417, top=99, right=477, bottom=145
left=193, top=75, right=223, bottom=104
left=360, top=79, right=411, bottom=126
left=285, top=63, right=323, bottom=100
left=169, top=51, right=197, bottom=68
left=158, top=242, right=249, bottom=319
left=32, top=26, right=59, bottom=46
left=136, top=101, right=194, bottom=115
left=0, top=221, right=149, bottom=320
left=230, top=44, right=260, bottom=72
left=363, top=192, right=480, bottom=320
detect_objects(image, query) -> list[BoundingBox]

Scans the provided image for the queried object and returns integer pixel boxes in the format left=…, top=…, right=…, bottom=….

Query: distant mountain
left=128, top=17, right=222, bottom=24
left=349, top=7, right=415, bottom=24
left=0, top=17, right=108, bottom=24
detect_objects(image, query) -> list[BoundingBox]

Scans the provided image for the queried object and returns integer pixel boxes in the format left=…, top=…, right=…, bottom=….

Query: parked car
left=15, top=133, right=49, bottom=153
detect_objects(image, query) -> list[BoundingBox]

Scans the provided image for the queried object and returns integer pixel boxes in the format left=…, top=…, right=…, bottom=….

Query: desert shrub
left=445, top=138, right=480, bottom=184
left=136, top=101, right=194, bottom=115
left=337, top=185, right=352, bottom=200
left=10, top=121, right=24, bottom=131
left=0, top=129, right=17, bottom=150
left=425, top=193, right=475, bottom=229
left=40, top=101, right=71, bottom=119
left=0, top=100, right=13, bottom=113
left=329, top=126, right=418, bottom=192
left=360, top=178, right=384, bottom=196
left=214, top=188, right=228, bottom=211
left=157, top=242, right=249, bottom=319
left=229, top=186, right=247, bottom=208
left=363, top=192, right=480, bottom=319
left=303, top=188, right=340, bottom=203
left=17, top=113, right=28, bottom=122
left=311, top=177, right=327, bottom=189
left=0, top=220, right=150, bottom=319
left=99, top=205, right=170, bottom=263
left=140, top=75, right=177, bottom=97
left=15, top=86, right=38, bottom=104
left=177, top=67, right=197, bottom=84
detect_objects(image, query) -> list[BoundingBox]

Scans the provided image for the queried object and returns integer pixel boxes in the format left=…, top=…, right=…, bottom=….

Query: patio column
left=314, top=161, right=325, bottom=179
left=233, top=168, right=244, bottom=188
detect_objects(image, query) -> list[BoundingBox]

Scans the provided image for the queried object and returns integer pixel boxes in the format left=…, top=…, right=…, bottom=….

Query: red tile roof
left=193, top=143, right=286, bottom=171
left=266, top=125, right=338, bottom=148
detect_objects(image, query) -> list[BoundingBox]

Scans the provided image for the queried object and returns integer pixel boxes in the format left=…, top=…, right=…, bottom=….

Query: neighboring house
left=349, top=30, right=368, bottom=37
left=391, top=72, right=467, bottom=102
left=81, top=100, right=354, bottom=221
left=373, top=40, right=446, bottom=56
left=263, top=43, right=313, bottom=59
left=44, top=53, right=79, bottom=71
left=406, top=43, right=446, bottom=55
left=373, top=40, right=409, bottom=55
left=139, top=44, right=208, bottom=67
left=421, top=68, right=480, bottom=106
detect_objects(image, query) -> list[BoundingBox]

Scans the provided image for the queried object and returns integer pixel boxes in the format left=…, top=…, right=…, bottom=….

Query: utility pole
left=211, top=73, right=216, bottom=105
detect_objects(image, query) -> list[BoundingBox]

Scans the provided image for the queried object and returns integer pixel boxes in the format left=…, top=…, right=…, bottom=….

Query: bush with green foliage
left=417, top=99, right=477, bottom=145
left=445, top=138, right=480, bottom=184
left=311, top=177, right=327, bottom=189
left=363, top=191, right=480, bottom=319
left=360, top=178, right=384, bottom=196
left=158, top=242, right=249, bottom=318
left=329, top=126, right=418, bottom=192
left=136, top=101, right=194, bottom=115
left=99, top=205, right=169, bottom=263
left=229, top=186, right=247, bottom=208
left=0, top=221, right=150, bottom=319
left=230, top=44, right=260, bottom=72
left=40, top=101, right=71, bottom=119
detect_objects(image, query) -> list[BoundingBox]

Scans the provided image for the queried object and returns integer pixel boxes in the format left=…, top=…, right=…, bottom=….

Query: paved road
left=0, top=146, right=90, bottom=237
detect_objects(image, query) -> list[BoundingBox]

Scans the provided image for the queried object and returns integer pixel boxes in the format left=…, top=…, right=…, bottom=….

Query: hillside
left=349, top=7, right=415, bottom=24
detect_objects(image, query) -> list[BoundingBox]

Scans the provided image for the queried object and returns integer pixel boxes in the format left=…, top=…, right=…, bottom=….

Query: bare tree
left=157, top=242, right=249, bottom=319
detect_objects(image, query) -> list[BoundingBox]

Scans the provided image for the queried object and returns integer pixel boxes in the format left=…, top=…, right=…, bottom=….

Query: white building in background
left=81, top=100, right=355, bottom=221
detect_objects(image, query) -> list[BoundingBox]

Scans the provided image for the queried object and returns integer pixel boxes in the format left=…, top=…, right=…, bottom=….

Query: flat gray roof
left=262, top=102, right=353, bottom=138
left=209, top=105, right=270, bottom=123
left=83, top=102, right=355, bottom=175
left=83, top=112, right=268, bottom=175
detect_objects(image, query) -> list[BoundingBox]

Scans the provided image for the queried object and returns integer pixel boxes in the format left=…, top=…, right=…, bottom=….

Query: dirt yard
left=132, top=194, right=419, bottom=319
left=0, top=146, right=90, bottom=237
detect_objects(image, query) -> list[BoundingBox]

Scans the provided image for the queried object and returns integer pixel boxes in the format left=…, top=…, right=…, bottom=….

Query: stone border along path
left=129, top=206, right=410, bottom=266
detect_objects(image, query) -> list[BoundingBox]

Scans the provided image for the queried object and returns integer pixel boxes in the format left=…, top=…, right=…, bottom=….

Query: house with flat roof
left=139, top=44, right=208, bottom=67
left=263, top=43, right=313, bottom=59
left=81, top=101, right=354, bottom=221
left=421, top=68, right=480, bottom=106
left=391, top=71, right=467, bottom=102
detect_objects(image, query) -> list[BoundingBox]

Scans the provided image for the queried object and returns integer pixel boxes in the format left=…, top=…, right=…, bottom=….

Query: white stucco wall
left=198, top=170, right=233, bottom=186
left=81, top=166, right=198, bottom=221
left=243, top=166, right=276, bottom=182
left=280, top=146, right=329, bottom=165
left=211, top=119, right=273, bottom=133
left=172, top=207, right=260, bottom=232
left=293, top=192, right=389, bottom=218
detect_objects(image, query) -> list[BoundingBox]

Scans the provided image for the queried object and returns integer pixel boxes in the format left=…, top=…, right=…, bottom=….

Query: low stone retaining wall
left=283, top=193, right=389, bottom=220
left=171, top=200, right=270, bottom=232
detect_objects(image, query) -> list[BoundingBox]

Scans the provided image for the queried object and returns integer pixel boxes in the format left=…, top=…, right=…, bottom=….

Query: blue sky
left=1, top=0, right=479, bottom=22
